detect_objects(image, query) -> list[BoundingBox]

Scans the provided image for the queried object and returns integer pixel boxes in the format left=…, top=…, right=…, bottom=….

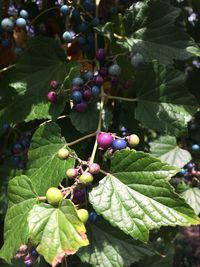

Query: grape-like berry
left=112, top=139, right=127, bottom=150
left=97, top=132, right=113, bottom=149
left=46, top=187, right=63, bottom=206
left=57, top=148, right=70, bottom=160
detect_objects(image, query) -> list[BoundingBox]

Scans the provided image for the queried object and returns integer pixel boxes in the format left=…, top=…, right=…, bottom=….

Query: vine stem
left=89, top=0, right=102, bottom=164
left=31, top=6, right=59, bottom=25
left=107, top=95, right=138, bottom=102
left=0, top=64, right=15, bottom=73
left=66, top=132, right=96, bottom=146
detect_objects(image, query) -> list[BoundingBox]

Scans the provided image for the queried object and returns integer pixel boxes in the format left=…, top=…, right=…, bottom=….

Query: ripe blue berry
left=89, top=211, right=97, bottom=223
left=2, top=39, right=11, bottom=48
left=1, top=18, right=14, bottom=31
left=83, top=0, right=94, bottom=11
left=72, top=91, right=83, bottom=103
left=63, top=31, right=75, bottom=43
left=15, top=47, right=23, bottom=56
left=31, top=248, right=38, bottom=258
left=16, top=18, right=27, bottom=28
left=112, top=139, right=127, bottom=150
left=77, top=36, right=87, bottom=45
left=191, top=144, right=200, bottom=151
left=91, top=86, right=100, bottom=96
left=83, top=70, right=93, bottom=81
left=60, top=5, right=71, bottom=15
left=20, top=9, right=29, bottom=19
left=131, top=53, right=144, bottom=68
left=2, top=123, right=10, bottom=131
left=92, top=17, right=100, bottom=27
left=79, top=22, right=90, bottom=33
left=179, top=168, right=187, bottom=176
left=72, top=9, right=81, bottom=21
left=72, top=77, right=84, bottom=86
left=108, top=64, right=121, bottom=76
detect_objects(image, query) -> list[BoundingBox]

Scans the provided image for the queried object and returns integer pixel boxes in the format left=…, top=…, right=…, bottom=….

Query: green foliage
left=150, top=136, right=192, bottom=168
left=26, top=123, right=75, bottom=195
left=89, top=150, right=198, bottom=242
left=0, top=0, right=200, bottom=266
left=181, top=188, right=200, bottom=215
left=28, top=200, right=89, bottom=266
left=0, top=37, right=79, bottom=127
left=0, top=175, right=38, bottom=263
left=78, top=220, right=155, bottom=267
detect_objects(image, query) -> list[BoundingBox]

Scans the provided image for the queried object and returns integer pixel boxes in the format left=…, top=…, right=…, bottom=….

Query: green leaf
left=0, top=175, right=38, bottom=262
left=181, top=187, right=200, bottom=215
left=27, top=123, right=75, bottom=195
left=98, top=1, right=200, bottom=65
left=0, top=37, right=79, bottom=126
left=70, top=103, right=99, bottom=133
left=137, top=247, right=174, bottom=267
left=134, top=62, right=197, bottom=135
left=78, top=220, right=155, bottom=267
left=28, top=200, right=89, bottom=266
left=89, top=150, right=198, bottom=242
left=150, top=136, right=191, bottom=168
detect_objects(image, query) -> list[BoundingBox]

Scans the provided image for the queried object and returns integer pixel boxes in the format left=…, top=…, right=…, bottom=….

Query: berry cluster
left=97, top=132, right=140, bottom=151
left=0, top=9, right=28, bottom=51
left=0, top=124, right=31, bottom=170
left=15, top=244, right=38, bottom=267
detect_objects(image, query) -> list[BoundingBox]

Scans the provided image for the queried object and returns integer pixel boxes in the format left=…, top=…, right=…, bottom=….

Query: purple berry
left=95, top=75, right=104, bottom=86
left=96, top=48, right=106, bottom=61
left=47, top=91, right=57, bottom=103
left=187, top=162, right=194, bottom=169
left=83, top=89, right=92, bottom=101
left=74, top=102, right=88, bottom=112
left=50, top=80, right=59, bottom=89
left=112, top=138, right=127, bottom=150
left=99, top=67, right=108, bottom=78
left=97, top=132, right=113, bottom=149
left=89, top=163, right=100, bottom=174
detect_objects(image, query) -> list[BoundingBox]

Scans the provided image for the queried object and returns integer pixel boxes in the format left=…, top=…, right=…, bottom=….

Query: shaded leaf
left=78, top=220, right=155, bottom=267
left=150, top=136, right=191, bottom=168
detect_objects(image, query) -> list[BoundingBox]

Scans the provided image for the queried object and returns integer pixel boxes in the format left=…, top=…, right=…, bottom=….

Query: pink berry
left=97, top=132, right=113, bottom=149
left=66, top=168, right=78, bottom=179
left=95, top=75, right=104, bottom=86
left=50, top=80, right=59, bottom=89
left=83, top=89, right=92, bottom=101
left=47, top=91, right=57, bottom=103
left=89, top=163, right=100, bottom=174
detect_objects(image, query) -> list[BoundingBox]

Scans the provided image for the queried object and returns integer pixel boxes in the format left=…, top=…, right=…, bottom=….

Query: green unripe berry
left=58, top=148, right=70, bottom=160
left=77, top=209, right=89, bottom=224
left=79, top=172, right=94, bottom=184
left=66, top=168, right=78, bottom=179
left=128, top=134, right=140, bottom=147
left=46, top=187, right=63, bottom=206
